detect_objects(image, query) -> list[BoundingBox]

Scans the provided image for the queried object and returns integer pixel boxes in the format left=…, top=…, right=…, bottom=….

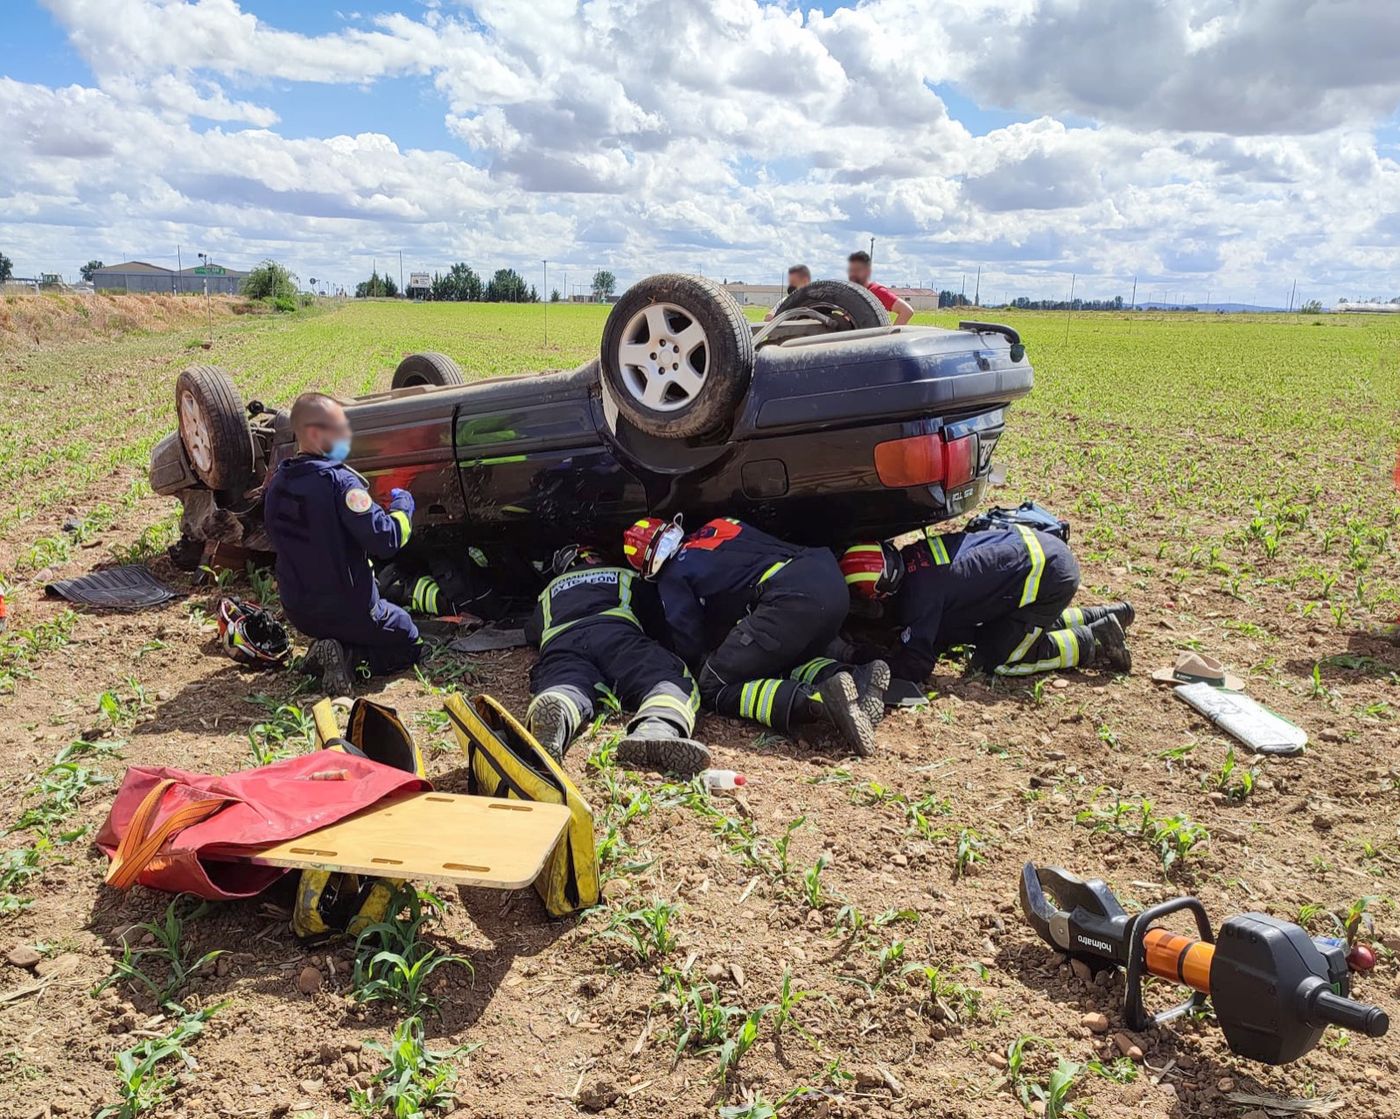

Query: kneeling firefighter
left=263, top=393, right=421, bottom=695
left=525, top=544, right=710, bottom=776
left=840, top=526, right=1133, bottom=682
left=623, top=516, right=887, bottom=756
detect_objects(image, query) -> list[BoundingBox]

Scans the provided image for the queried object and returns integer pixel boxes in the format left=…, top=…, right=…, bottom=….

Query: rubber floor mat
left=46, top=565, right=179, bottom=608
left=449, top=623, right=529, bottom=653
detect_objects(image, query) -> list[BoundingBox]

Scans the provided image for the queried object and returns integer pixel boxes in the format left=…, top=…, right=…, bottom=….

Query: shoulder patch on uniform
left=345, top=488, right=372, bottom=514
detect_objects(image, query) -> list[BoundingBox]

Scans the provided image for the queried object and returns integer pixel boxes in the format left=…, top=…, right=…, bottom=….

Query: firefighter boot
left=1086, top=615, right=1132, bottom=673
left=848, top=659, right=891, bottom=727
left=793, top=672, right=877, bottom=757
left=616, top=718, right=711, bottom=777
left=527, top=692, right=579, bottom=762
left=306, top=638, right=354, bottom=697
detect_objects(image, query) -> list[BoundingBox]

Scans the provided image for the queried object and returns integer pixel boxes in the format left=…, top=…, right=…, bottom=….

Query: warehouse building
left=91, top=261, right=248, bottom=295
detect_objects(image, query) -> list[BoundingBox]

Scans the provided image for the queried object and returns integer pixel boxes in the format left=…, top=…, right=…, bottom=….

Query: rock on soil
left=296, top=965, right=323, bottom=995
left=7, top=945, right=41, bottom=970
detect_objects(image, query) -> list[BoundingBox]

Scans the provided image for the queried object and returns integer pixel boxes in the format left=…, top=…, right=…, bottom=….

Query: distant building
left=406, top=272, right=431, bottom=301
left=1337, top=301, right=1400, bottom=314
left=91, top=261, right=248, bottom=295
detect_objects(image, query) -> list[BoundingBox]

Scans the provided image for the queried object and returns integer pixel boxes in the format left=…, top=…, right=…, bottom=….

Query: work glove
left=388, top=488, right=416, bottom=517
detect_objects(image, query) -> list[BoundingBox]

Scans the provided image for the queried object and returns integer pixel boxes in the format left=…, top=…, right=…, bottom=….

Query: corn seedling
left=771, top=968, right=815, bottom=1041
left=666, top=977, right=737, bottom=1063
left=718, top=1092, right=778, bottom=1119
left=1148, top=813, right=1209, bottom=875
left=352, top=889, right=471, bottom=1017
left=603, top=899, right=680, bottom=962
left=801, top=854, right=830, bottom=909
left=1030, top=1058, right=1087, bottom=1119
left=954, top=828, right=987, bottom=878
left=96, top=1003, right=223, bottom=1119
left=1207, top=748, right=1257, bottom=801
left=903, top=962, right=982, bottom=1023
left=350, top=1016, right=476, bottom=1118
left=246, top=699, right=315, bottom=766
left=714, top=1004, right=767, bottom=1081
left=96, top=896, right=223, bottom=1006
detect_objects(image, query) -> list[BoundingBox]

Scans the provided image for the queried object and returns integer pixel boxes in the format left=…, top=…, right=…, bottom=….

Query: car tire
left=600, top=274, right=754, bottom=439
left=772, top=279, right=889, bottom=330
left=392, top=351, right=466, bottom=389
left=175, top=365, right=254, bottom=493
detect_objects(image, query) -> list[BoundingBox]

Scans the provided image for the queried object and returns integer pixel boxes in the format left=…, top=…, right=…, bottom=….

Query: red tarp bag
left=96, top=752, right=430, bottom=900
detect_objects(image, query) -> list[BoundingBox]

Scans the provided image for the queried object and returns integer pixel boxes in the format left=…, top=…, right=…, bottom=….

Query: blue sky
left=3, top=1, right=1399, bottom=303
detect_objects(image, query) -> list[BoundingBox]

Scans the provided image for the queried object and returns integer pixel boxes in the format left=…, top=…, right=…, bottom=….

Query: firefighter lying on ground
left=838, top=525, right=1133, bottom=682
left=263, top=392, right=421, bottom=695
left=622, top=516, right=888, bottom=756
left=524, top=544, right=710, bottom=776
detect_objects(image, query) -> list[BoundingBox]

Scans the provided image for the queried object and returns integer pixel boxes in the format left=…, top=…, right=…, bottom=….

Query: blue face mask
left=327, top=438, right=351, bottom=463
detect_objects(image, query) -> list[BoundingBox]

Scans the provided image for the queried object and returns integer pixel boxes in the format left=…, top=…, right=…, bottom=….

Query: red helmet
left=623, top=515, right=684, bottom=578
left=839, top=542, right=903, bottom=600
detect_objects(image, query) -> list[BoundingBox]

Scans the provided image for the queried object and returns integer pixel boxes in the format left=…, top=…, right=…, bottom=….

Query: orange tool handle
left=1143, top=927, right=1214, bottom=994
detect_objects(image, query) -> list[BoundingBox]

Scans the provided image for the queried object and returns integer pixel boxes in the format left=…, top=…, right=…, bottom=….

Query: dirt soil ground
left=0, top=303, right=1397, bottom=1119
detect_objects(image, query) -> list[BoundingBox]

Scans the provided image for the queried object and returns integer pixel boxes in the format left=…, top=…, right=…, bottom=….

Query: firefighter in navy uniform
left=525, top=545, right=709, bottom=775
left=264, top=392, right=422, bottom=695
left=839, top=526, right=1133, bottom=682
left=623, top=516, right=887, bottom=756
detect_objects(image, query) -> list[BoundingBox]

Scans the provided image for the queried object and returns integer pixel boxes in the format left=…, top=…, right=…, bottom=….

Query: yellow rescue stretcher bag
left=291, top=698, right=426, bottom=940
left=444, top=693, right=599, bottom=916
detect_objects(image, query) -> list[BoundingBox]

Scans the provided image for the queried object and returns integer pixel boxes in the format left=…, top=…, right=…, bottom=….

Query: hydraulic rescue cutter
left=1020, top=862, right=1389, bottom=1065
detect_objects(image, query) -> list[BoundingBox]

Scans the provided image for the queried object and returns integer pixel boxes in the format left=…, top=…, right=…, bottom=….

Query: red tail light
left=874, top=433, right=977, bottom=488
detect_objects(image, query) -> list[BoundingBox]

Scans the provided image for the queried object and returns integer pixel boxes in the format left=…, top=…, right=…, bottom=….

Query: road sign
left=194, top=265, right=226, bottom=276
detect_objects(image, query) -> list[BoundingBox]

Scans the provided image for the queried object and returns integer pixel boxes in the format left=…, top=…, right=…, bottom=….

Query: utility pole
left=1130, top=275, right=1137, bottom=310
left=1064, top=273, right=1077, bottom=345
left=542, top=259, right=549, bottom=347
left=176, top=244, right=182, bottom=293
left=869, top=236, right=875, bottom=266
left=960, top=273, right=966, bottom=301
left=398, top=250, right=404, bottom=297
left=973, top=265, right=981, bottom=307
left=1288, top=278, right=1297, bottom=313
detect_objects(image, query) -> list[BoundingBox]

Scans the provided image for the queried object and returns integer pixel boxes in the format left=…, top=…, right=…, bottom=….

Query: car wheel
left=392, top=351, right=466, bottom=389
left=175, top=365, right=254, bottom=493
left=772, top=279, right=888, bottom=330
left=600, top=274, right=754, bottom=439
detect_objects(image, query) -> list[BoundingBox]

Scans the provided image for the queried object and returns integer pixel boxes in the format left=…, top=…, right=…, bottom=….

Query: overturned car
left=150, top=275, right=1033, bottom=570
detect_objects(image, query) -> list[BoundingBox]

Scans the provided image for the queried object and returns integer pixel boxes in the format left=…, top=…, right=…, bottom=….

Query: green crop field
left=2, top=297, right=1399, bottom=1119
left=5, top=298, right=1399, bottom=626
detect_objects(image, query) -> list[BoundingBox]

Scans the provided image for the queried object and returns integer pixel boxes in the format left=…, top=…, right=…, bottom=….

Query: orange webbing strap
left=1143, top=927, right=1215, bottom=994
left=104, top=779, right=230, bottom=890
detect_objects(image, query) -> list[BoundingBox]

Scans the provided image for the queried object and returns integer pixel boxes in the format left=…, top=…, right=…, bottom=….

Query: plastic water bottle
left=702, top=769, right=746, bottom=791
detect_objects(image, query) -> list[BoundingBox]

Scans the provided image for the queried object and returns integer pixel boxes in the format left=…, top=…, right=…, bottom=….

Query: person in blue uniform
left=263, top=392, right=421, bottom=695
left=623, top=516, right=886, bottom=756
left=839, top=526, right=1133, bottom=682
left=525, top=544, right=708, bottom=775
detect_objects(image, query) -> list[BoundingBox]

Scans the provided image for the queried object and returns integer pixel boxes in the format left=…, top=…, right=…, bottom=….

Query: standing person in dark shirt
left=847, top=250, right=914, bottom=325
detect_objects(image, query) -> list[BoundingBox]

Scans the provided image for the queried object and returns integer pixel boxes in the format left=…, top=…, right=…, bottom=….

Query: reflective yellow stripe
left=1059, top=606, right=1084, bottom=627
left=791, top=657, right=834, bottom=684
left=1004, top=626, right=1043, bottom=666
left=1016, top=525, right=1045, bottom=607
left=390, top=509, right=412, bottom=546
left=845, top=572, right=881, bottom=584
left=638, top=694, right=696, bottom=733
left=925, top=531, right=951, bottom=565
left=759, top=680, right=780, bottom=726
left=740, top=681, right=760, bottom=719
left=758, top=560, right=788, bottom=584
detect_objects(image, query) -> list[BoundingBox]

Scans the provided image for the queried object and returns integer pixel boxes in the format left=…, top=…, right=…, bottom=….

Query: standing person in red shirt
left=847, top=250, right=914, bottom=325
